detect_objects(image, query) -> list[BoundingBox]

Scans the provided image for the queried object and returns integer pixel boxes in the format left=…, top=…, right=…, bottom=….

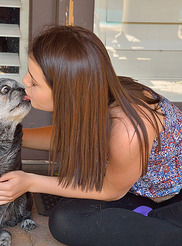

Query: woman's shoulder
left=109, top=105, right=140, bottom=163
left=109, top=101, right=160, bottom=142
left=107, top=106, right=143, bottom=190
left=108, top=103, right=159, bottom=166
left=106, top=102, right=161, bottom=193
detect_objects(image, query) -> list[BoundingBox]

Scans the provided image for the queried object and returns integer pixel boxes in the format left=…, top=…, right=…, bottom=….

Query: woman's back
left=130, top=97, right=182, bottom=200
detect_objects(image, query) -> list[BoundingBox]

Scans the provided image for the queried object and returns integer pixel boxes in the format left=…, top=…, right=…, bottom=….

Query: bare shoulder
left=108, top=103, right=162, bottom=165
left=109, top=105, right=142, bottom=169
left=105, top=104, right=160, bottom=198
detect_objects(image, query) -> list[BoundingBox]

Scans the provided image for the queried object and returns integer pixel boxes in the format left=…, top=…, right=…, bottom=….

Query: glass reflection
left=94, top=0, right=182, bottom=101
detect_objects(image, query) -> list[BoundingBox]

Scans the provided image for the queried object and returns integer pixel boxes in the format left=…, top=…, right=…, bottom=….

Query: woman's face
left=22, top=57, right=53, bottom=112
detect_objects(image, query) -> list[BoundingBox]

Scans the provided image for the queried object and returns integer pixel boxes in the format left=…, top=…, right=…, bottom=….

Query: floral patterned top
left=130, top=96, right=182, bottom=198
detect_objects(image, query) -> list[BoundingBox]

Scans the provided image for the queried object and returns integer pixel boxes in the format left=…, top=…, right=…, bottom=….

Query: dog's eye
left=1, top=85, right=11, bottom=95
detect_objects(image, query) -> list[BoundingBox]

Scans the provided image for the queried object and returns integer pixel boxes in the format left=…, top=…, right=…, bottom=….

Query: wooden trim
left=68, top=0, right=74, bottom=26
left=56, top=0, right=94, bottom=31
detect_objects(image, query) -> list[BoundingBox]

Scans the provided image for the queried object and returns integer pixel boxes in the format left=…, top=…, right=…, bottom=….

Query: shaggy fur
left=0, top=78, right=36, bottom=246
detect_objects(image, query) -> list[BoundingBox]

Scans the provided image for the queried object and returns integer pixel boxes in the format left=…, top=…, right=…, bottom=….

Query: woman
left=0, top=25, right=181, bottom=245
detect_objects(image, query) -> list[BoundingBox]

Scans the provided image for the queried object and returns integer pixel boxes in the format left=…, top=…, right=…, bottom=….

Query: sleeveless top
left=130, top=96, right=182, bottom=198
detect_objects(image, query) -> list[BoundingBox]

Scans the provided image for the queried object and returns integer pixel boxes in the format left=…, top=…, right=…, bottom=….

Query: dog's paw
left=0, top=230, right=11, bottom=246
left=21, top=219, right=36, bottom=232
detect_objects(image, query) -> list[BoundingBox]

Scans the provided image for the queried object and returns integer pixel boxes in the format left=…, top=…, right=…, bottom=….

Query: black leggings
left=49, top=192, right=182, bottom=246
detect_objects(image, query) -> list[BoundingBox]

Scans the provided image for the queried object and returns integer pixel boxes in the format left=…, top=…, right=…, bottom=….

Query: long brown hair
left=29, top=25, right=162, bottom=191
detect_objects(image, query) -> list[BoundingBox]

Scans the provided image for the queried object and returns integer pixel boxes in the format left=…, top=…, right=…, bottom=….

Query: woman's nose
left=22, top=73, right=30, bottom=87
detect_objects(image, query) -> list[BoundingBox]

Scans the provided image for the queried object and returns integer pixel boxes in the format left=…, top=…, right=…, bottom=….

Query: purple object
left=133, top=206, right=152, bottom=216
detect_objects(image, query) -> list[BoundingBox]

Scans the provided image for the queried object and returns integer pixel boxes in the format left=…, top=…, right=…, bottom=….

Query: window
left=94, top=0, right=182, bottom=101
left=0, top=0, right=29, bottom=83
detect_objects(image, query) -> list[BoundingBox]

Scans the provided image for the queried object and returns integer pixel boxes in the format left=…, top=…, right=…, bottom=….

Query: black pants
left=49, top=191, right=182, bottom=246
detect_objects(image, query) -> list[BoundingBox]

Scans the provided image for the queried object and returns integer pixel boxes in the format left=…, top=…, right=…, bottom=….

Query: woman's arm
left=22, top=126, right=53, bottom=150
left=0, top=108, right=158, bottom=204
left=0, top=169, right=132, bottom=205
left=0, top=117, right=145, bottom=204
left=0, top=126, right=142, bottom=203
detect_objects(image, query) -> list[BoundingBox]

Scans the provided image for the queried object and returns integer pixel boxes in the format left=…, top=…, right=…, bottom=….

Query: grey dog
left=0, top=78, right=36, bottom=246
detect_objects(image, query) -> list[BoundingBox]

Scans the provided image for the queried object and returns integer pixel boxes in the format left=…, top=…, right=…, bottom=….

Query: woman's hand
left=0, top=171, right=31, bottom=205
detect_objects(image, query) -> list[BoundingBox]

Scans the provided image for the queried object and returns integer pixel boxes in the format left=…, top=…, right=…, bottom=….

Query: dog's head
left=0, top=78, right=31, bottom=124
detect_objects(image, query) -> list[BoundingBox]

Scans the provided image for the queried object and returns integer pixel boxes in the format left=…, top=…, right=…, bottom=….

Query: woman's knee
left=49, top=203, right=74, bottom=244
left=48, top=199, right=94, bottom=245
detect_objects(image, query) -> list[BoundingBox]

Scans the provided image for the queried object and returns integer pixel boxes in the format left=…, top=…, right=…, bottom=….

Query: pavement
left=6, top=161, right=66, bottom=246
left=8, top=196, right=66, bottom=246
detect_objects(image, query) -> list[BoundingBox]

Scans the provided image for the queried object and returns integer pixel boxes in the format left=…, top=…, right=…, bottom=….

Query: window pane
left=0, top=66, right=19, bottom=74
left=0, top=37, right=19, bottom=53
left=94, top=0, right=182, bottom=101
left=0, top=7, right=19, bottom=24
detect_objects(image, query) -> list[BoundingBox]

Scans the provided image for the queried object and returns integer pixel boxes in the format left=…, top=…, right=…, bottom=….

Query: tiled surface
left=7, top=197, right=66, bottom=246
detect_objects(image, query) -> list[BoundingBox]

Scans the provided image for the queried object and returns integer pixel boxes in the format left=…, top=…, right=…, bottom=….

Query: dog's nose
left=16, top=87, right=25, bottom=92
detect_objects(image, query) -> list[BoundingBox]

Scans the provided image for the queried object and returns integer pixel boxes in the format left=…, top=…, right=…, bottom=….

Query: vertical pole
left=68, top=0, right=74, bottom=26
